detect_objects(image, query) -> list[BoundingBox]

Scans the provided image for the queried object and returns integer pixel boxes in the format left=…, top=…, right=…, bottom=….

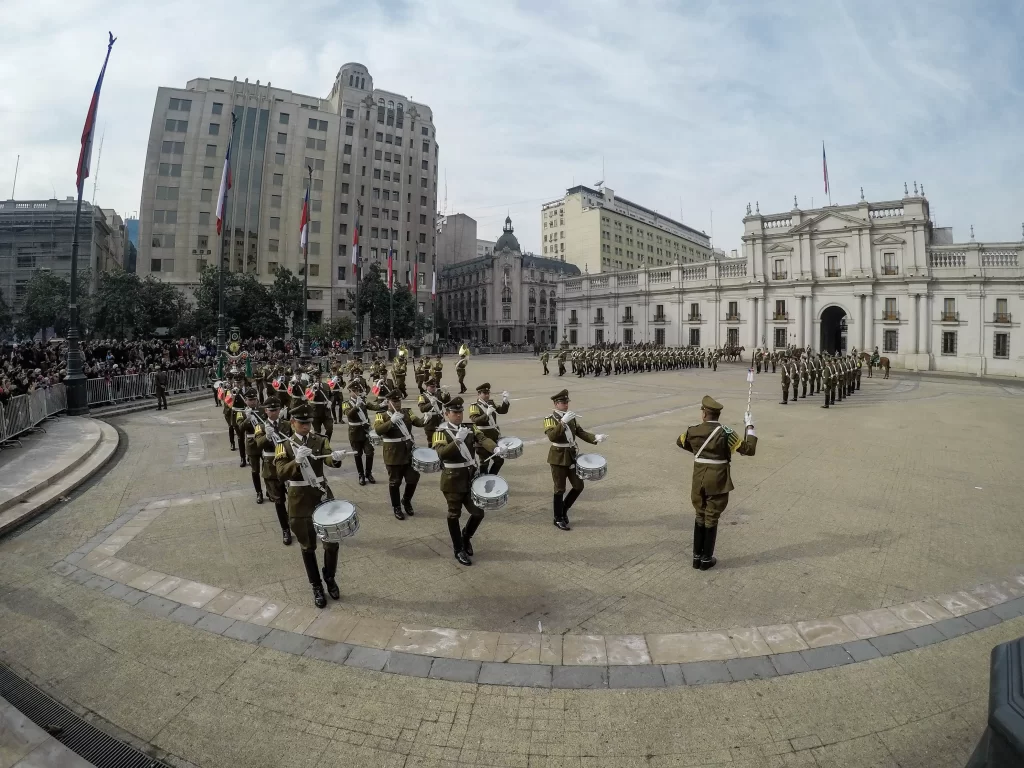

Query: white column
left=864, top=294, right=874, bottom=351
left=758, top=298, right=767, bottom=348
left=747, top=297, right=757, bottom=348
left=805, top=296, right=814, bottom=349
left=908, top=294, right=919, bottom=354
left=797, top=297, right=805, bottom=348
left=856, top=294, right=865, bottom=351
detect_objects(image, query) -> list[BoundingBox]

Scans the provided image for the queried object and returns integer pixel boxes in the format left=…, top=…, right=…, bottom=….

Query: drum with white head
left=412, top=447, right=441, bottom=473
left=496, top=436, right=523, bottom=460
left=312, top=500, right=359, bottom=542
left=575, top=453, right=607, bottom=481
left=471, top=474, right=509, bottom=510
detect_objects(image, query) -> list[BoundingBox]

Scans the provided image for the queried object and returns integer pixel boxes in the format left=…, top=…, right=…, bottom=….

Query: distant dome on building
left=494, top=215, right=520, bottom=253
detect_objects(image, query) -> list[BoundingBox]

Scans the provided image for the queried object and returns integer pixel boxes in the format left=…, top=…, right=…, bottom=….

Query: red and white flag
left=351, top=209, right=359, bottom=266
left=410, top=258, right=417, bottom=294
left=822, top=141, right=829, bottom=195
left=77, top=33, right=116, bottom=192
left=299, top=186, right=310, bottom=249
left=387, top=247, right=394, bottom=290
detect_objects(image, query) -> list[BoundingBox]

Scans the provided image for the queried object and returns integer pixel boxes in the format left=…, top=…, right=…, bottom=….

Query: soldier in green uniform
left=431, top=397, right=506, bottom=565
left=557, top=349, right=567, bottom=377
left=236, top=389, right=265, bottom=500
left=254, top=396, right=293, bottom=545
left=222, top=385, right=239, bottom=451
left=431, top=354, right=444, bottom=387
left=413, top=356, right=426, bottom=394
left=455, top=350, right=469, bottom=394
left=274, top=403, right=347, bottom=607
left=307, top=375, right=333, bottom=439
left=821, top=354, right=835, bottom=408
left=677, top=395, right=757, bottom=570
left=468, top=383, right=510, bottom=476
left=544, top=389, right=607, bottom=531
left=540, top=350, right=550, bottom=375
left=417, top=377, right=450, bottom=446
left=341, top=381, right=383, bottom=486
left=233, top=388, right=258, bottom=465
left=779, top=359, right=792, bottom=405
left=373, top=389, right=426, bottom=520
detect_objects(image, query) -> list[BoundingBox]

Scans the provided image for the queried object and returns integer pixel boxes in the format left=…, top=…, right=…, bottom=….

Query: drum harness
left=693, top=425, right=728, bottom=465
left=383, top=404, right=415, bottom=446
left=549, top=411, right=578, bottom=456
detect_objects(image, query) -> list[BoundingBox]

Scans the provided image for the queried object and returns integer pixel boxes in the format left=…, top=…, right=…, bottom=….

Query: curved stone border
left=53, top=487, right=1024, bottom=688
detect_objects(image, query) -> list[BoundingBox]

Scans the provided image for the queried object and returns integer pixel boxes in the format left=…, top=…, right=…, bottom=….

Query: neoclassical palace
left=555, top=190, right=1024, bottom=376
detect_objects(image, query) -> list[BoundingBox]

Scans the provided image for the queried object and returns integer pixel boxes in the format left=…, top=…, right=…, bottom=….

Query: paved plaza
left=2, top=356, right=1024, bottom=767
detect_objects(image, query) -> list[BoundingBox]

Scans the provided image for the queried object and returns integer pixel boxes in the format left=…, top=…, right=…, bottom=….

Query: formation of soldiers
left=751, top=345, right=864, bottom=409
left=554, top=345, right=725, bottom=377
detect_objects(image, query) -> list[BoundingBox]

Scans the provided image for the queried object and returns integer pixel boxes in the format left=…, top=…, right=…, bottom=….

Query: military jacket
left=432, top=422, right=498, bottom=494
left=540, top=351, right=550, bottom=362
left=431, top=361, right=444, bottom=376
left=286, top=382, right=306, bottom=408
left=236, top=406, right=267, bottom=459
left=543, top=412, right=597, bottom=467
left=255, top=415, right=293, bottom=480
left=373, top=406, right=426, bottom=465
left=341, top=396, right=384, bottom=441
left=417, top=389, right=451, bottom=431
left=469, top=397, right=509, bottom=439
left=455, top=358, right=468, bottom=375
left=677, top=420, right=757, bottom=495
left=274, top=432, right=341, bottom=517
left=307, top=382, right=332, bottom=412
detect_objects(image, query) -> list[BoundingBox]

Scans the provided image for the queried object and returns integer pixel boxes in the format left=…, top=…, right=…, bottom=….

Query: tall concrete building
left=540, top=185, right=712, bottom=273
left=435, top=212, right=477, bottom=269
left=476, top=238, right=495, bottom=258
left=0, top=198, right=124, bottom=318
left=137, top=64, right=438, bottom=326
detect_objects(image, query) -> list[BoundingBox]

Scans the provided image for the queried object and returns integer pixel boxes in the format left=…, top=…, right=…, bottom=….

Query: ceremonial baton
left=746, top=366, right=754, bottom=421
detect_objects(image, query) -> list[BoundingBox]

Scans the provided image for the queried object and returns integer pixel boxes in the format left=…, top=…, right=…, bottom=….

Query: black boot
left=365, top=455, right=376, bottom=484
left=553, top=494, right=570, bottom=531
left=462, top=514, right=483, bottom=557
left=402, top=483, right=417, bottom=516
left=274, top=502, right=291, bottom=545
left=355, top=454, right=366, bottom=486
left=322, top=547, right=340, bottom=600
left=302, top=550, right=327, bottom=608
left=389, top=484, right=405, bottom=520
left=700, top=526, right=718, bottom=570
left=488, top=457, right=504, bottom=476
left=692, top=522, right=705, bottom=569
left=563, top=487, right=582, bottom=514
left=448, top=519, right=471, bottom=566
left=252, top=472, right=264, bottom=504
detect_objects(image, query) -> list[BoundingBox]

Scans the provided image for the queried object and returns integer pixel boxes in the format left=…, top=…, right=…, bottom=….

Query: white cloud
left=0, top=0, right=1020, bottom=253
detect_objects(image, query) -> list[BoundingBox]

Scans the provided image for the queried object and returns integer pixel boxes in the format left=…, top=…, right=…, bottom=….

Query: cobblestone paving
left=1, top=359, right=1022, bottom=766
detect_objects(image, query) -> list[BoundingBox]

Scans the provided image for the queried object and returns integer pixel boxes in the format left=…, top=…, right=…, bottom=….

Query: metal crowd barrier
left=0, top=384, right=67, bottom=447
left=84, top=369, right=212, bottom=407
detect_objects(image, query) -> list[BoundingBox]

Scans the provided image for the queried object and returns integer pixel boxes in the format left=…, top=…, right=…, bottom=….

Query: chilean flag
left=299, top=186, right=310, bottom=249
left=410, top=258, right=417, bottom=294
left=351, top=208, right=360, bottom=266
left=387, top=247, right=394, bottom=290
left=77, top=33, right=116, bottom=192
left=822, top=141, right=830, bottom=195
left=215, top=141, right=232, bottom=235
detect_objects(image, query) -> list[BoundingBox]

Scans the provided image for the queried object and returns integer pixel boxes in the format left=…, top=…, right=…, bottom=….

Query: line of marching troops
left=750, top=346, right=864, bottom=408
left=538, top=345, right=726, bottom=377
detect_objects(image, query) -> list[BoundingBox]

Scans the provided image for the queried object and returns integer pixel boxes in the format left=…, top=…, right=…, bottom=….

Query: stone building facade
left=440, top=217, right=580, bottom=346
left=556, top=189, right=1024, bottom=376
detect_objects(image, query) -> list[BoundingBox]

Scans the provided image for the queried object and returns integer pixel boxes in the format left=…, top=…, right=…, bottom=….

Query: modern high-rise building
left=540, top=185, right=711, bottom=274
left=137, top=63, right=439, bottom=326
left=435, top=212, right=478, bottom=269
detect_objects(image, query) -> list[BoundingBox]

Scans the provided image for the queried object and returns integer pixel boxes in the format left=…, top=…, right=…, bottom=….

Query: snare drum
left=471, top=474, right=509, bottom=510
left=312, top=500, right=359, bottom=542
left=574, top=453, right=608, bottom=481
left=411, top=447, right=441, bottom=473
left=496, top=436, right=523, bottom=460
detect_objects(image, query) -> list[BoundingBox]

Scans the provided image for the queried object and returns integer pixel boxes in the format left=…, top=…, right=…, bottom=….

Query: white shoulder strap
left=693, top=425, right=724, bottom=462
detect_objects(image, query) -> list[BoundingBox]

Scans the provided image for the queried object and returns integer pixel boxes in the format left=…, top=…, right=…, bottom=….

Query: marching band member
left=254, top=396, right=293, bottom=545
left=392, top=350, right=409, bottom=399
left=341, top=381, right=383, bottom=486
left=417, top=377, right=450, bottom=445
left=431, top=397, right=506, bottom=565
left=235, top=389, right=265, bottom=500
left=373, top=389, right=426, bottom=520
left=222, top=383, right=240, bottom=451
left=274, top=403, right=347, bottom=608
left=455, top=347, right=469, bottom=394
left=431, top=354, right=444, bottom=386
left=307, top=374, right=334, bottom=439
left=468, top=383, right=510, bottom=476
left=543, top=389, right=607, bottom=531
left=677, top=395, right=757, bottom=570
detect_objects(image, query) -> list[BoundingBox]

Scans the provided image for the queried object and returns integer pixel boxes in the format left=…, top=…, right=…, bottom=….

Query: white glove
left=390, top=410, right=405, bottom=424
left=560, top=410, right=576, bottom=424
left=744, top=411, right=753, bottom=427
left=501, top=390, right=510, bottom=402
left=498, top=445, right=509, bottom=458
left=294, top=445, right=313, bottom=461
left=331, top=450, right=346, bottom=463
left=244, top=407, right=253, bottom=417
left=265, top=423, right=277, bottom=436
left=595, top=434, right=608, bottom=443
left=455, top=426, right=470, bottom=442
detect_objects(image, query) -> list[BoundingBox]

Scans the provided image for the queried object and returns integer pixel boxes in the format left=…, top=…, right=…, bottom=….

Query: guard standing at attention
left=431, top=397, right=506, bottom=565
left=677, top=395, right=757, bottom=570
left=468, top=383, right=510, bottom=476
left=274, top=403, right=347, bottom=607
left=544, top=389, right=607, bottom=531
left=779, top=359, right=792, bottom=405
left=374, top=389, right=426, bottom=520
left=341, top=381, right=383, bottom=486
left=154, top=366, right=169, bottom=410
left=254, top=396, right=293, bottom=545
left=557, top=349, right=567, bottom=376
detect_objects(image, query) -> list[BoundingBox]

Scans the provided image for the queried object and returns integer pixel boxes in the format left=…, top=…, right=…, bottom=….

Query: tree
left=353, top=262, right=417, bottom=341
left=271, top=266, right=304, bottom=333
left=17, top=271, right=70, bottom=340
left=192, top=264, right=283, bottom=339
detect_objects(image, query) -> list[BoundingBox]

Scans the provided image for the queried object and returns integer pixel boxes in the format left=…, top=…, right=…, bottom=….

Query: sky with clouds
left=1, top=0, right=1021, bottom=254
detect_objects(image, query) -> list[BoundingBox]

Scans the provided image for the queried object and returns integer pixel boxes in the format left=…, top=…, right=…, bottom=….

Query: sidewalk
left=0, top=694, right=95, bottom=767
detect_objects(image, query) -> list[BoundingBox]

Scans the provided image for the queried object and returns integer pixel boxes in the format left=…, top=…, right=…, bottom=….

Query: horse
left=860, top=352, right=889, bottom=379
left=722, top=345, right=745, bottom=362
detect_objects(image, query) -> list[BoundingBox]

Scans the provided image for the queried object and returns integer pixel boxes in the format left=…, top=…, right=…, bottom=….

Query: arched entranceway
left=820, top=305, right=847, bottom=354
left=526, top=329, right=535, bottom=344
left=501, top=328, right=511, bottom=343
